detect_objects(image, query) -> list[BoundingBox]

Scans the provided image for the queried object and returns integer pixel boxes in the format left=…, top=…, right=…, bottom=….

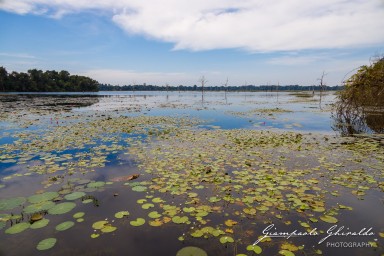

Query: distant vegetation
left=99, top=83, right=343, bottom=92
left=0, top=67, right=99, bottom=92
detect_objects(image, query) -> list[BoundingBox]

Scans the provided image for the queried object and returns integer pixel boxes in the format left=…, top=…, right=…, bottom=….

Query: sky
left=0, top=0, right=383, bottom=87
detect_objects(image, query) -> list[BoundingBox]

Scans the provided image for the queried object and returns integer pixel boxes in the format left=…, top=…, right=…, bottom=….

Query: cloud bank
left=1, top=0, right=383, bottom=52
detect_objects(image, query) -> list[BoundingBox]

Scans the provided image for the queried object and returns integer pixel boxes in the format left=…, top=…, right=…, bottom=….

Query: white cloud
left=1, top=0, right=383, bottom=52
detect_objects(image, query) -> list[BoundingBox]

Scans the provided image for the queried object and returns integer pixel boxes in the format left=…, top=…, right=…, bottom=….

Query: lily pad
left=132, top=186, right=147, bottom=192
left=130, top=218, right=145, bottom=226
left=101, top=225, right=117, bottom=233
left=73, top=212, right=85, bottom=219
left=64, top=192, right=86, bottom=201
left=55, top=221, right=75, bottom=231
left=28, top=192, right=59, bottom=204
left=247, top=245, right=262, bottom=254
left=87, top=181, right=105, bottom=188
left=115, top=211, right=129, bottom=218
left=320, top=215, right=338, bottom=224
left=0, top=197, right=26, bottom=211
left=148, top=211, right=162, bottom=219
left=30, top=219, right=50, bottom=229
left=48, top=202, right=76, bottom=215
left=176, top=246, right=208, bottom=256
left=24, top=201, right=55, bottom=214
left=36, top=238, right=57, bottom=251
left=219, top=236, right=234, bottom=244
left=92, top=221, right=108, bottom=230
left=279, top=250, right=295, bottom=256
left=5, top=222, right=30, bottom=234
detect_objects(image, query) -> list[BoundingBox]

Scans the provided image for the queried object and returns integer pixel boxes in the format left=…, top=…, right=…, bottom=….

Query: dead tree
left=317, top=71, right=327, bottom=109
left=223, top=77, right=229, bottom=101
left=198, top=75, right=208, bottom=100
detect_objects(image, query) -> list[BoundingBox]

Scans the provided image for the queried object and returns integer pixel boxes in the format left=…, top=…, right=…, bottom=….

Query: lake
left=0, top=91, right=383, bottom=256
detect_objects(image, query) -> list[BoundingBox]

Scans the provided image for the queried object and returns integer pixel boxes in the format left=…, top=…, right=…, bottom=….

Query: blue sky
left=1, top=0, right=383, bottom=86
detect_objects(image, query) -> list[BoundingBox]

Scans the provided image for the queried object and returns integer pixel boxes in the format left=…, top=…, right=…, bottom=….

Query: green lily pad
left=87, top=181, right=105, bottom=188
left=36, top=238, right=57, bottom=251
left=28, top=192, right=59, bottom=204
left=247, top=245, right=262, bottom=254
left=64, top=192, right=86, bottom=201
left=152, top=197, right=164, bottom=203
left=0, top=197, right=26, bottom=211
left=183, top=207, right=195, bottom=213
left=101, top=225, right=117, bottom=233
left=176, top=246, right=208, bottom=256
left=48, top=202, right=76, bottom=215
left=320, top=215, right=338, bottom=224
left=82, top=199, right=93, bottom=204
left=24, top=201, right=55, bottom=214
left=172, top=216, right=189, bottom=224
left=115, top=211, right=129, bottom=218
left=92, top=221, right=108, bottom=230
left=55, top=221, right=75, bottom=231
left=220, top=236, right=234, bottom=244
left=91, top=233, right=99, bottom=238
left=148, top=211, right=161, bottom=219
left=30, top=219, right=50, bottom=229
left=132, top=186, right=147, bottom=192
left=279, top=250, right=295, bottom=256
left=73, top=212, right=85, bottom=219
left=142, top=203, right=154, bottom=209
left=130, top=218, right=145, bottom=226
left=5, top=222, right=30, bottom=234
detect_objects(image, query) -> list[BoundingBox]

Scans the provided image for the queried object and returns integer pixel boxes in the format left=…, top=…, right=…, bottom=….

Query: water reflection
left=332, top=101, right=384, bottom=135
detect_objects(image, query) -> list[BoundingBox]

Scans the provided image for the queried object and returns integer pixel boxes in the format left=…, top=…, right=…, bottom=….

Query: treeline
left=99, top=84, right=343, bottom=92
left=0, top=67, right=99, bottom=92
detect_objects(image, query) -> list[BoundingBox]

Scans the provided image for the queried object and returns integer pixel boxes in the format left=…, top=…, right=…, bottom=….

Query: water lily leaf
left=36, top=238, right=57, bottom=251
left=73, top=212, right=85, bottom=219
left=30, top=219, right=50, bottom=229
left=142, top=203, right=154, bottom=209
left=115, top=211, right=130, bottom=218
left=148, top=211, right=161, bottom=219
left=92, top=221, right=108, bottom=230
left=191, top=229, right=204, bottom=237
left=55, top=221, right=75, bottom=231
left=152, top=197, right=164, bottom=203
left=149, top=219, right=163, bottom=227
left=24, top=201, right=55, bottom=214
left=82, top=199, right=93, bottom=204
left=87, top=181, right=105, bottom=188
left=279, top=250, right=295, bottom=256
left=0, top=197, right=26, bottom=211
left=48, top=202, right=76, bottom=215
left=183, top=207, right=195, bottom=213
left=281, top=242, right=299, bottom=252
left=172, top=216, right=189, bottom=224
left=111, top=174, right=139, bottom=182
left=91, top=233, right=100, bottom=238
left=320, top=215, right=338, bottom=224
left=64, top=192, right=86, bottom=201
left=28, top=192, right=58, bottom=204
left=132, top=186, right=147, bottom=192
left=220, top=236, right=234, bottom=244
left=225, top=219, right=237, bottom=227
left=176, top=246, right=207, bottom=256
left=101, top=225, right=117, bottom=233
left=130, top=218, right=145, bottom=226
left=246, top=245, right=262, bottom=254
left=5, top=222, right=30, bottom=234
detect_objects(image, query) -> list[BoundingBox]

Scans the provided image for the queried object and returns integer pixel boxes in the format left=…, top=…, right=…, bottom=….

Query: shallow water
left=0, top=92, right=383, bottom=256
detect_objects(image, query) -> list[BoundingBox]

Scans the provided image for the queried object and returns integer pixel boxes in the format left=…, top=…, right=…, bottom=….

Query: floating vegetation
left=36, top=238, right=57, bottom=251
left=5, top=222, right=30, bottom=234
left=55, top=221, right=75, bottom=231
left=0, top=94, right=383, bottom=255
left=48, top=202, right=76, bottom=215
left=176, top=246, right=208, bottom=256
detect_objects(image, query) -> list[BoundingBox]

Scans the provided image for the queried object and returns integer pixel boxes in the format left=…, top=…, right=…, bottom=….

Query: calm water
left=0, top=91, right=382, bottom=256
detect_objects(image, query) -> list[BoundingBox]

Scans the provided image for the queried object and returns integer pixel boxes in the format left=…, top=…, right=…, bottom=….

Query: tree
left=198, top=75, right=208, bottom=96
left=317, top=71, right=327, bottom=108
